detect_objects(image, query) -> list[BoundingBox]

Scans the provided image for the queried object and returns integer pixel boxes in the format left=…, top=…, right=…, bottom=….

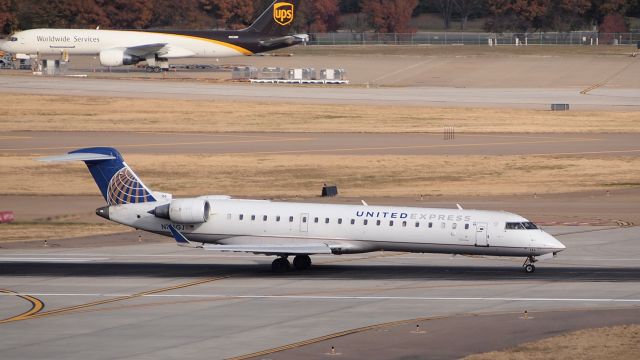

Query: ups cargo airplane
left=40, top=147, right=566, bottom=273
left=0, top=0, right=304, bottom=72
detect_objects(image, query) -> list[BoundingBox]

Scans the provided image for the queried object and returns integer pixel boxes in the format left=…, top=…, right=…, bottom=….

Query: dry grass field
left=2, top=94, right=640, bottom=133
left=465, top=324, right=640, bottom=360
left=0, top=222, right=131, bottom=243
left=3, top=154, right=640, bottom=198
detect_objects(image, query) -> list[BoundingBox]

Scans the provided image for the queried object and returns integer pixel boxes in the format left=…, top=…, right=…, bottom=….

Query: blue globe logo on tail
left=107, top=166, right=155, bottom=205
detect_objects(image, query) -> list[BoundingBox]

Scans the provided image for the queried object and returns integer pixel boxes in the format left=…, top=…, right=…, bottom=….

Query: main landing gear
left=145, top=66, right=163, bottom=73
left=271, top=255, right=312, bottom=272
left=522, top=256, right=537, bottom=273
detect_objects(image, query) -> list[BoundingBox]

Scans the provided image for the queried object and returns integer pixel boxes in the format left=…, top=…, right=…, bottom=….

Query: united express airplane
left=40, top=147, right=566, bottom=273
left=0, top=1, right=304, bottom=72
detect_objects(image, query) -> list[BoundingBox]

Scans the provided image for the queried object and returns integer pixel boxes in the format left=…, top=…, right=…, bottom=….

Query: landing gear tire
left=524, top=264, right=536, bottom=273
left=271, top=257, right=290, bottom=273
left=293, top=255, right=312, bottom=270
left=146, top=66, right=161, bottom=73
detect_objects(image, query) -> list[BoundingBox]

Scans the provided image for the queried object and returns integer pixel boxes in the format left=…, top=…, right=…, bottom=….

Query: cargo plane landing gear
left=522, top=256, right=537, bottom=273
left=145, top=66, right=162, bottom=73
left=271, top=255, right=312, bottom=272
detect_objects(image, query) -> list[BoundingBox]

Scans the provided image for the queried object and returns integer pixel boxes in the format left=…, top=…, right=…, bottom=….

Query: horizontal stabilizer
left=37, top=153, right=116, bottom=162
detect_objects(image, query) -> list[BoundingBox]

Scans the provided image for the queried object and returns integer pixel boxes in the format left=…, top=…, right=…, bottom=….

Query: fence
left=307, top=32, right=640, bottom=46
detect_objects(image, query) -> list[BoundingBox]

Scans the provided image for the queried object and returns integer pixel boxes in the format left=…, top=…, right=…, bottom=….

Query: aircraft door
left=299, top=213, right=309, bottom=233
left=475, top=222, right=489, bottom=246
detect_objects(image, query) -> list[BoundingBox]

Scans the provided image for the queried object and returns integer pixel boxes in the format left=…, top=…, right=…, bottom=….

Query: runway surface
left=3, top=131, right=640, bottom=157
left=0, top=226, right=638, bottom=359
left=1, top=75, right=639, bottom=109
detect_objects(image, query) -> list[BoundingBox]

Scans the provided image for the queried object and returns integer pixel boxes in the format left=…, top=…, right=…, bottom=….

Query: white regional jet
left=40, top=147, right=566, bottom=273
left=0, top=1, right=305, bottom=72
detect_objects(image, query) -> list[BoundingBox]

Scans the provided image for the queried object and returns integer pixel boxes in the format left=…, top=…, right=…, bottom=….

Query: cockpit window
left=505, top=222, right=538, bottom=230
left=10, top=37, right=17, bottom=42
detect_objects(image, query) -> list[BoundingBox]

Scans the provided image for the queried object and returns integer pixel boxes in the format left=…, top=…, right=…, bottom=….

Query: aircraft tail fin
left=39, top=147, right=157, bottom=205
left=243, top=0, right=300, bottom=37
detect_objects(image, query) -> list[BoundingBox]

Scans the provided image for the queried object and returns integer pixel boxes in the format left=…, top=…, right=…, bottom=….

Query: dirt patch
left=0, top=222, right=132, bottom=243
left=465, top=324, right=640, bottom=360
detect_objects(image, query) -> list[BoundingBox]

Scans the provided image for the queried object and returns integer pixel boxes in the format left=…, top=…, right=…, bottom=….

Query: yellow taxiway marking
left=227, top=307, right=633, bottom=360
left=224, top=137, right=601, bottom=155
left=0, top=289, right=45, bottom=324
left=0, top=276, right=231, bottom=324
left=580, top=57, right=638, bottom=94
left=0, top=138, right=313, bottom=152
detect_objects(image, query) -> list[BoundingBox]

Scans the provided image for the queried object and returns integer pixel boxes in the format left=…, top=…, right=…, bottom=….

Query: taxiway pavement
left=0, top=226, right=638, bottom=359
left=3, top=131, right=640, bottom=157
left=1, top=75, right=639, bottom=109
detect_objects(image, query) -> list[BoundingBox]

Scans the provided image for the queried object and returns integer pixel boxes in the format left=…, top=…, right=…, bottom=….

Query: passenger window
left=402, top=221, right=407, bottom=227
left=239, top=214, right=244, bottom=220
left=276, top=216, right=280, bottom=222
left=325, top=218, right=329, bottom=224
left=389, top=220, right=394, bottom=226
left=251, top=215, right=256, bottom=221
left=314, top=217, right=319, bottom=223
left=464, top=223, right=469, bottom=230
left=415, top=222, right=419, bottom=227
left=452, top=223, right=457, bottom=230
left=350, top=219, right=355, bottom=225
left=289, top=216, right=294, bottom=222
left=363, top=219, right=368, bottom=225
left=441, top=222, right=446, bottom=229
left=263, top=215, right=267, bottom=221
left=338, top=218, right=342, bottom=224
left=376, top=220, right=381, bottom=226
left=302, top=217, right=307, bottom=223
left=428, top=222, right=432, bottom=228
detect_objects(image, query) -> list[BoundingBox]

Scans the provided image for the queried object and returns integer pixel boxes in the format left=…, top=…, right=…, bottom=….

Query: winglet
left=168, top=225, right=196, bottom=247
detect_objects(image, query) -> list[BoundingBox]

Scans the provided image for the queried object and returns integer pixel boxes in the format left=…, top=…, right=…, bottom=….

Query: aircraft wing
left=168, top=225, right=333, bottom=255
left=122, top=43, right=169, bottom=57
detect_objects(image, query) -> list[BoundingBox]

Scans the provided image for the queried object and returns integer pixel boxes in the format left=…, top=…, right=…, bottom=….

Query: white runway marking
left=1, top=293, right=639, bottom=303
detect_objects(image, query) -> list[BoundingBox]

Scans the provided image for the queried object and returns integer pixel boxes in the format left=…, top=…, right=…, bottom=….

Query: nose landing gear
left=522, top=256, right=537, bottom=273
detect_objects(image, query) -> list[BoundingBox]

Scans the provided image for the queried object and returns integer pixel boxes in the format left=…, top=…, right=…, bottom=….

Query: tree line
left=1, top=0, right=638, bottom=35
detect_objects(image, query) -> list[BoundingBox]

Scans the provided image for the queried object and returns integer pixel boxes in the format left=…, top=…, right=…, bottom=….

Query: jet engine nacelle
left=99, top=49, right=141, bottom=67
left=151, top=199, right=210, bottom=224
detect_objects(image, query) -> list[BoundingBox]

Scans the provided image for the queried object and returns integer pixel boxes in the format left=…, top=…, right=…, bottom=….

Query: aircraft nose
left=544, top=232, right=566, bottom=251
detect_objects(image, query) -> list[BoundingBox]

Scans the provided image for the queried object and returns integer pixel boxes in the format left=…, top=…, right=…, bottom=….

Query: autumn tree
left=546, top=0, right=591, bottom=31
left=434, top=0, right=455, bottom=29
left=485, top=0, right=551, bottom=32
left=0, top=0, right=17, bottom=34
left=149, top=0, right=210, bottom=28
left=297, top=0, right=340, bottom=32
left=199, top=0, right=254, bottom=29
left=97, top=0, right=153, bottom=29
left=360, top=0, right=419, bottom=33
left=454, top=0, right=483, bottom=30
left=16, top=0, right=109, bottom=28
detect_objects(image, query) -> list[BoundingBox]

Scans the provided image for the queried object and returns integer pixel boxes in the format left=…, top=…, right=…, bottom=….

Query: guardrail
left=306, top=32, right=640, bottom=46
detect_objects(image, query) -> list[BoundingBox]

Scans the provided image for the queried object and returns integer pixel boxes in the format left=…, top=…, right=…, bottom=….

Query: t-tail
left=243, top=0, right=301, bottom=37
left=39, top=147, right=157, bottom=205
